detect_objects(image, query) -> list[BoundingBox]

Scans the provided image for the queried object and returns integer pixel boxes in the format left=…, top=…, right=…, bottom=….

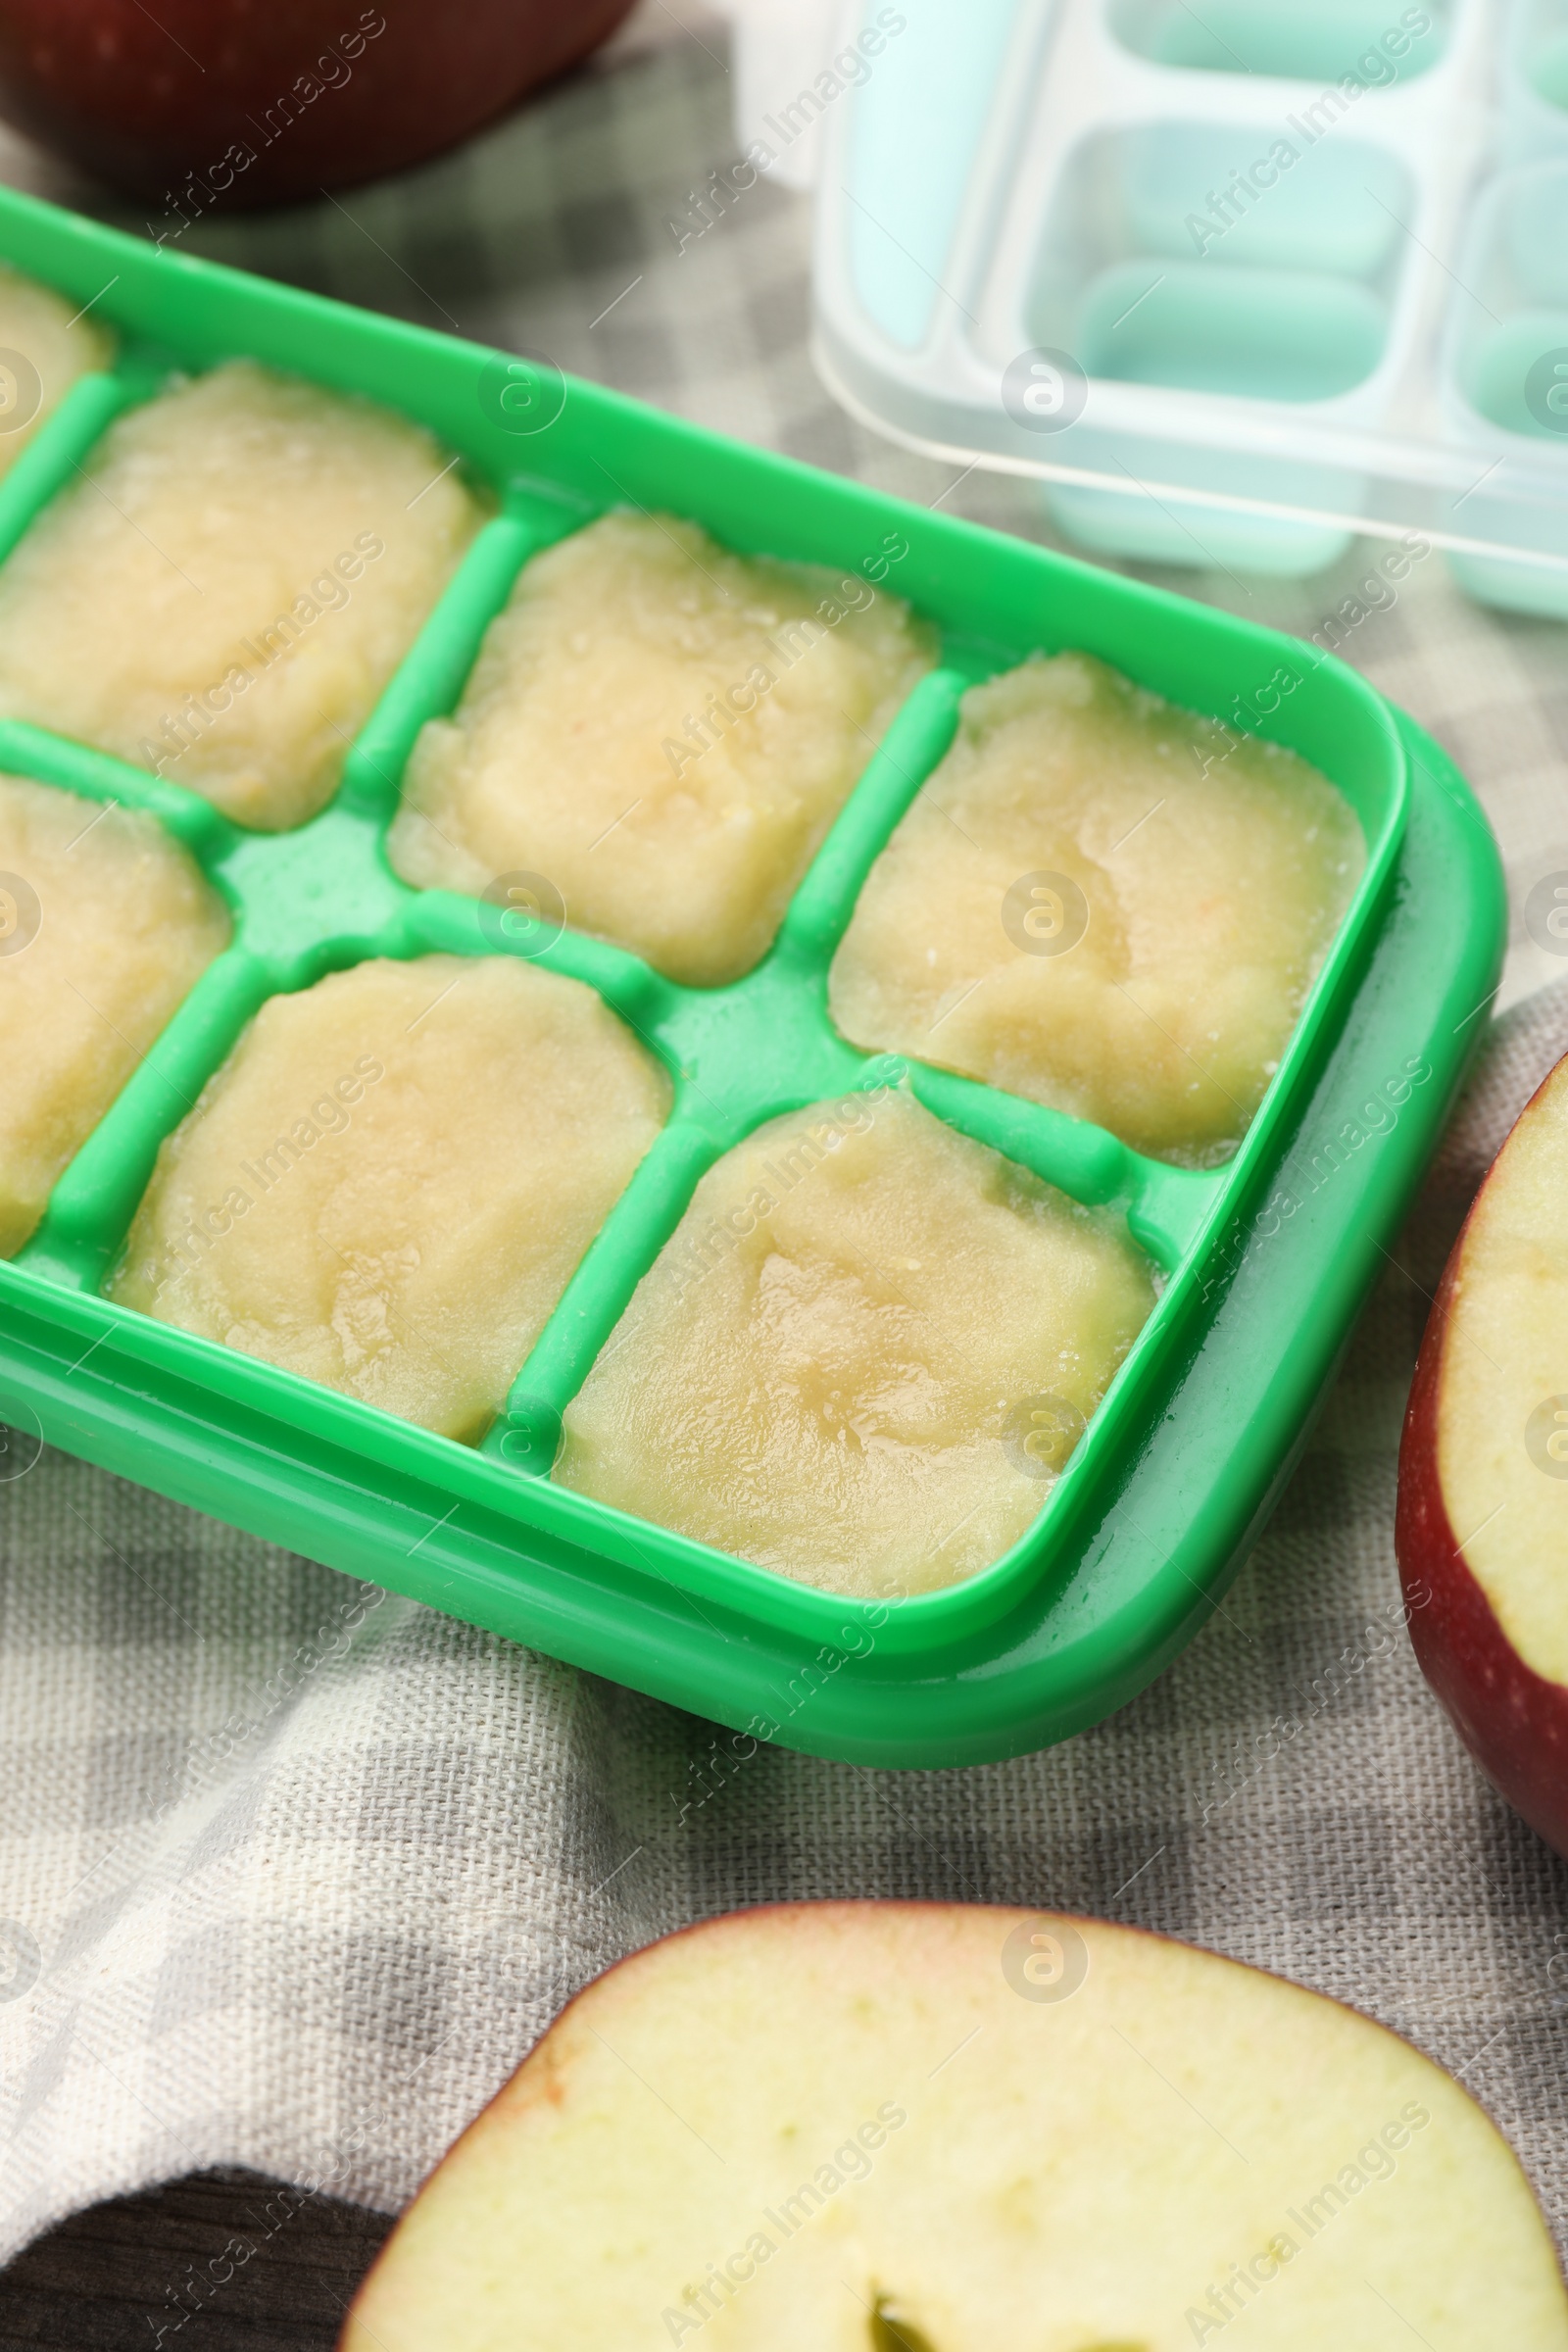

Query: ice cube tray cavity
left=0, top=183, right=1502, bottom=1766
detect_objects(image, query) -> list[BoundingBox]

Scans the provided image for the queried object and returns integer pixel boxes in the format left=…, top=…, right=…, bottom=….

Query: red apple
left=341, top=1901, right=1567, bottom=2349
left=1397, top=1047, right=1568, bottom=1857
left=0, top=0, right=636, bottom=212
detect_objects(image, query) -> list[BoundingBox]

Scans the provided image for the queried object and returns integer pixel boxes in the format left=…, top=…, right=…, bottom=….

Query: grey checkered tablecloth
left=6, top=1, right=1568, bottom=2277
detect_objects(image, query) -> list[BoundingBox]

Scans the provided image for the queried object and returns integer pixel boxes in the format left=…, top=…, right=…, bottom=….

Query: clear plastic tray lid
left=801, top=0, right=1568, bottom=606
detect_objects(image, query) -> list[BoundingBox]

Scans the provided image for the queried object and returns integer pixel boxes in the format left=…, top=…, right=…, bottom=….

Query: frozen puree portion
left=0, top=264, right=113, bottom=475
left=0, top=774, right=228, bottom=1256
left=829, top=651, right=1366, bottom=1166
left=555, top=1089, right=1154, bottom=1597
left=0, top=360, right=483, bottom=831
left=389, top=509, right=935, bottom=987
left=111, top=955, right=670, bottom=1441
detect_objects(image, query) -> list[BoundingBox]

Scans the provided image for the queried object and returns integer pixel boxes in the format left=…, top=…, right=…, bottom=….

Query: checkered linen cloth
left=6, top=3, right=1568, bottom=2272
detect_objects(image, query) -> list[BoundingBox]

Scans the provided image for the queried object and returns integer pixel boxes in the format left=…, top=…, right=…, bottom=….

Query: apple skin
left=0, top=0, right=637, bottom=211
left=1396, top=1212, right=1568, bottom=1862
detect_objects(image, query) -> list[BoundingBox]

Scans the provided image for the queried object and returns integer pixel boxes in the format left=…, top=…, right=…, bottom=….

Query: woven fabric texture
left=4, top=8, right=1568, bottom=2276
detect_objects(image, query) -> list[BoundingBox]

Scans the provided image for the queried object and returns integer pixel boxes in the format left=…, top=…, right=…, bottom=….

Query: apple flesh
left=340, top=1901, right=1568, bottom=2351
left=0, top=0, right=636, bottom=211
left=1397, top=1047, right=1568, bottom=1856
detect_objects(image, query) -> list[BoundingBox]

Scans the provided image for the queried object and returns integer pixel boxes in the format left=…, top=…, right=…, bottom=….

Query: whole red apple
left=0, top=0, right=636, bottom=213
left=1396, top=1046, right=1568, bottom=1858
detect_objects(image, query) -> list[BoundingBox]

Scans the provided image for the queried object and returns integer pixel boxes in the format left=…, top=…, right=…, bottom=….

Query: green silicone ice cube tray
left=0, top=185, right=1504, bottom=1769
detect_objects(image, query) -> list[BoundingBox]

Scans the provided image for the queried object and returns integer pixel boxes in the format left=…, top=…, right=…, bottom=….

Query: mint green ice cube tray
left=812, top=0, right=1568, bottom=611
left=0, top=185, right=1504, bottom=1768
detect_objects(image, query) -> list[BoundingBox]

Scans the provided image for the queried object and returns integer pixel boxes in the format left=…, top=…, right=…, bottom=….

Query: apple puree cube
left=0, top=264, right=112, bottom=475
left=0, top=774, right=228, bottom=1255
left=829, top=651, right=1366, bottom=1166
left=109, top=955, right=670, bottom=1441
left=388, top=510, right=935, bottom=987
left=0, top=360, right=483, bottom=831
left=555, top=1089, right=1154, bottom=1596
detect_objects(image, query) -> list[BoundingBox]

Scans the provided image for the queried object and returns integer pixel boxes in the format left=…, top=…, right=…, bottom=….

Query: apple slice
left=1397, top=1047, right=1568, bottom=1858
left=340, top=1903, right=1567, bottom=2351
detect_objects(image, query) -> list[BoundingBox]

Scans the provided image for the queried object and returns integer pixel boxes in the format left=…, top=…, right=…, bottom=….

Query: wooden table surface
left=0, top=2174, right=392, bottom=2348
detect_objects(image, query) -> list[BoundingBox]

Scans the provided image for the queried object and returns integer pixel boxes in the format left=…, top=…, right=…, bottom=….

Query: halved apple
left=340, top=1902, right=1567, bottom=2351
left=1397, top=1046, right=1568, bottom=1858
